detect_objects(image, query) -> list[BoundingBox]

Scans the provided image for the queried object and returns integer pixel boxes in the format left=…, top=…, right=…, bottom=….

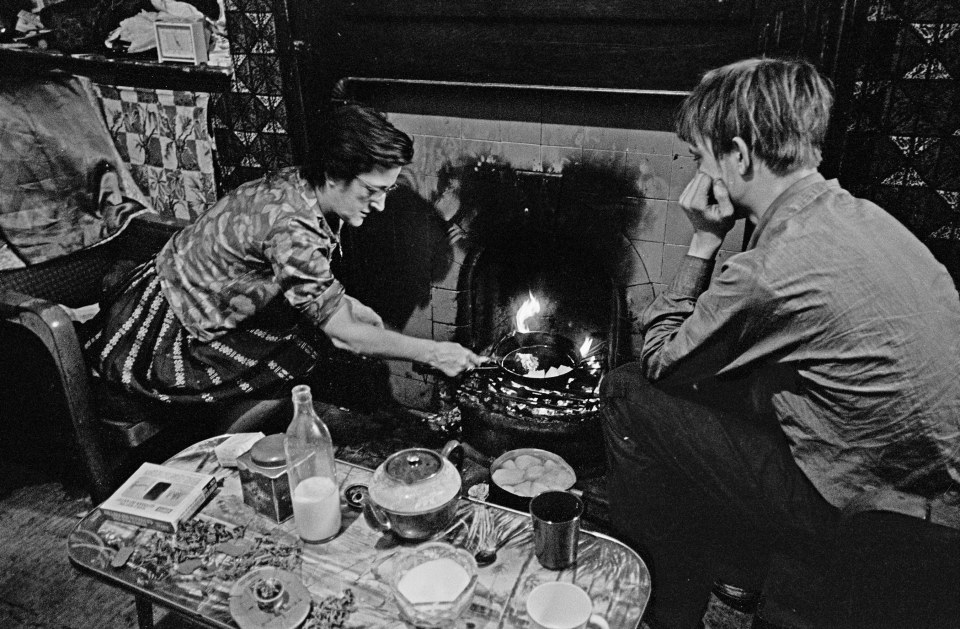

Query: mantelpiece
left=0, top=47, right=231, bottom=92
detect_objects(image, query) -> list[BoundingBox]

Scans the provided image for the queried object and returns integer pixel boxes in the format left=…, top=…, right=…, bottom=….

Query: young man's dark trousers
left=600, top=363, right=839, bottom=628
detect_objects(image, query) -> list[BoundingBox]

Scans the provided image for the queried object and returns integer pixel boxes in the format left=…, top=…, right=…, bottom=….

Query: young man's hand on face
left=678, top=172, right=736, bottom=259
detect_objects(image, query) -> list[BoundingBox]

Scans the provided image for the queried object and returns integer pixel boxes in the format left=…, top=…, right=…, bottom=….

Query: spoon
left=474, top=546, right=497, bottom=567
left=472, top=506, right=497, bottom=566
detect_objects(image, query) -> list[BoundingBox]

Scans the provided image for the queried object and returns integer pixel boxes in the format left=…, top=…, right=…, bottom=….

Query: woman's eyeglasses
left=355, top=175, right=400, bottom=200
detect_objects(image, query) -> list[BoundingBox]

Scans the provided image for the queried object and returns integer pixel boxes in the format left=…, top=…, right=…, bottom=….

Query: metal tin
left=237, top=434, right=293, bottom=523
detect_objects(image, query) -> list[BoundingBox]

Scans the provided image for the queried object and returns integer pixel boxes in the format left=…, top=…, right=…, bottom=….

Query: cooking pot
left=363, top=440, right=464, bottom=541
left=480, top=331, right=580, bottom=385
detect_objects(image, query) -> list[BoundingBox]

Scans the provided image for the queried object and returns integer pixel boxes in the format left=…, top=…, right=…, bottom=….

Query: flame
left=515, top=292, right=540, bottom=333
left=579, top=336, right=593, bottom=357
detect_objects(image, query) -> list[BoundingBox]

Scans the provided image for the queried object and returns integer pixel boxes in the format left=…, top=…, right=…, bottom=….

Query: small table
left=68, top=436, right=650, bottom=628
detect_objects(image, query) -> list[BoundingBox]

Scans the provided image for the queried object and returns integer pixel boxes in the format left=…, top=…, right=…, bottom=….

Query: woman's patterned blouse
left=155, top=167, right=345, bottom=342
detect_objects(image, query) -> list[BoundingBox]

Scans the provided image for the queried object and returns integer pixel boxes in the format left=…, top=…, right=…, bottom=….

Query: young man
left=600, top=58, right=960, bottom=628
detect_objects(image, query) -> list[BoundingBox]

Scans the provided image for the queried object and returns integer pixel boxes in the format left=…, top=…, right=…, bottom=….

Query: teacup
left=526, top=582, right=609, bottom=629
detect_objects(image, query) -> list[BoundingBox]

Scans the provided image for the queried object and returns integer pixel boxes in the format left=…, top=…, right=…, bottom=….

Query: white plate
left=489, top=448, right=577, bottom=499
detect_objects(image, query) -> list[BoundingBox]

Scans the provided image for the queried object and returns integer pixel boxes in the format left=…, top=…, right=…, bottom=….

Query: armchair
left=0, top=213, right=215, bottom=503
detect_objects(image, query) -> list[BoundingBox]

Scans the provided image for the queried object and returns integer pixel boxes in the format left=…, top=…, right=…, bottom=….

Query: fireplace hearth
left=328, top=83, right=713, bottom=463
left=457, top=344, right=606, bottom=463
left=437, top=163, right=626, bottom=462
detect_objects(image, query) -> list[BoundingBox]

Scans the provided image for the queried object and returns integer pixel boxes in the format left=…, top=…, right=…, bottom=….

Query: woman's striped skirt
left=82, top=261, right=323, bottom=405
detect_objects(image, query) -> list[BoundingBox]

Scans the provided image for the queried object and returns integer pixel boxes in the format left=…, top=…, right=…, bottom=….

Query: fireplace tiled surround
left=344, top=87, right=747, bottom=412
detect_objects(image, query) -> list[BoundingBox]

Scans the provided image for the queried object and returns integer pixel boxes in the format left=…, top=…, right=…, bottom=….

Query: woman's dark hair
left=301, top=103, right=414, bottom=187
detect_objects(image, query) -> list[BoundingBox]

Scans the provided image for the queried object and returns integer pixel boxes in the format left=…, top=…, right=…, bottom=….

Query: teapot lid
left=369, top=447, right=461, bottom=513
left=384, top=449, right=443, bottom=484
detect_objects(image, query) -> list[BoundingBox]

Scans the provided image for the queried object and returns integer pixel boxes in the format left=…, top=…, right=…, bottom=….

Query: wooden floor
left=0, top=454, right=206, bottom=628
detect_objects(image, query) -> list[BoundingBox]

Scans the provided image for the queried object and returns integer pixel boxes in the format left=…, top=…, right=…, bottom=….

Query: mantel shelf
left=0, top=47, right=232, bottom=93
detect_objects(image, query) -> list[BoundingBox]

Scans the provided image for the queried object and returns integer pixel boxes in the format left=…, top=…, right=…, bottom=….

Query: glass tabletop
left=68, top=436, right=649, bottom=628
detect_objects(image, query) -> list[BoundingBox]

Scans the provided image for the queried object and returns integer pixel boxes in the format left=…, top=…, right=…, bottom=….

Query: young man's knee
left=600, top=362, right=656, bottom=399
left=599, top=363, right=659, bottom=436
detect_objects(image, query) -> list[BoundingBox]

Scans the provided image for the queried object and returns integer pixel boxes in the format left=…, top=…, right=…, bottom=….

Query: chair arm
left=0, top=289, right=91, bottom=394
left=0, top=288, right=114, bottom=502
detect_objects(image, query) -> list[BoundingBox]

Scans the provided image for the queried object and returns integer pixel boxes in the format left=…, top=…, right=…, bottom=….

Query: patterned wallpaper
left=839, top=0, right=960, bottom=280
left=94, top=0, right=296, bottom=217
left=209, top=0, right=297, bottom=194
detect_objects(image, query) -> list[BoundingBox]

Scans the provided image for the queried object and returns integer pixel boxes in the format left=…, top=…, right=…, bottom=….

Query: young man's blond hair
left=676, top=57, right=834, bottom=176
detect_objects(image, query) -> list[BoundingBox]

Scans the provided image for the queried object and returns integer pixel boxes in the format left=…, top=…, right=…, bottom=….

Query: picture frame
left=154, top=20, right=209, bottom=65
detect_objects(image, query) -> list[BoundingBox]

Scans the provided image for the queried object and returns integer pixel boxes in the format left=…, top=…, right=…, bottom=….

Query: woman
left=83, top=103, right=485, bottom=431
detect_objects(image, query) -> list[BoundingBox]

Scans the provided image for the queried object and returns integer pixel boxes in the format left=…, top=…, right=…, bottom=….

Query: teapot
left=363, top=440, right=463, bottom=541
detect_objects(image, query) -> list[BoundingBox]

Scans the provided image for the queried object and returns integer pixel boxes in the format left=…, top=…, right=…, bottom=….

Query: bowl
left=489, top=448, right=577, bottom=511
left=379, top=542, right=478, bottom=628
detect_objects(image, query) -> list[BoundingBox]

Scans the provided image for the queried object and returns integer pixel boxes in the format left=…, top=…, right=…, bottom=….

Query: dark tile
left=892, top=27, right=931, bottom=78
left=918, top=83, right=960, bottom=136
left=930, top=137, right=960, bottom=190
left=854, top=24, right=904, bottom=79
left=870, top=137, right=907, bottom=183
left=884, top=83, right=923, bottom=135
left=908, top=138, right=943, bottom=184
left=907, top=0, right=960, bottom=22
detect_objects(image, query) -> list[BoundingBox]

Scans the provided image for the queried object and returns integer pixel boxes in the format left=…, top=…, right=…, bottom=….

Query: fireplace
left=325, top=81, right=746, bottom=459
left=434, top=162, right=625, bottom=461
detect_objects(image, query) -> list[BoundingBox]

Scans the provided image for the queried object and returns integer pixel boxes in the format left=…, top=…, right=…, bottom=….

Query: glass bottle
left=284, top=384, right=341, bottom=543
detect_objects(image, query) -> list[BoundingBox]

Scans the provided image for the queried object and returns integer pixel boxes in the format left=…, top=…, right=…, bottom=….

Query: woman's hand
left=678, top=173, right=736, bottom=259
left=427, top=342, right=487, bottom=377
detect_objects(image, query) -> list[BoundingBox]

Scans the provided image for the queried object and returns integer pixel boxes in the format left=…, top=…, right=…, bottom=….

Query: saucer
left=229, top=567, right=311, bottom=629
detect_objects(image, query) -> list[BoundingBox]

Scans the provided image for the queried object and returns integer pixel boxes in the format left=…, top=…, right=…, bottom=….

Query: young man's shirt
left=641, top=173, right=960, bottom=507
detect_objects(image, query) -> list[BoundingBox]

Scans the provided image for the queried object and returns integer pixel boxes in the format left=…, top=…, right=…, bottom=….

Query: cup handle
left=588, top=614, right=609, bottom=629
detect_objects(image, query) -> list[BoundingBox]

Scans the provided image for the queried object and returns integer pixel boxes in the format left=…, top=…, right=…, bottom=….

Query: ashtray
left=229, top=567, right=311, bottom=629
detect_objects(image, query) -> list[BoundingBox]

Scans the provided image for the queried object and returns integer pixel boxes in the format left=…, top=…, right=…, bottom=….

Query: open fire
left=456, top=290, right=607, bottom=461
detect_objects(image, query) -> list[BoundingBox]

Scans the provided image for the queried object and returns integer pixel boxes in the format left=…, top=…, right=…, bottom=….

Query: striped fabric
left=82, top=261, right=323, bottom=405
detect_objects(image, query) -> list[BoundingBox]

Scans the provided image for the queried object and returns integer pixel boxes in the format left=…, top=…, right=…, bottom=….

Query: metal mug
left=529, top=490, right=583, bottom=570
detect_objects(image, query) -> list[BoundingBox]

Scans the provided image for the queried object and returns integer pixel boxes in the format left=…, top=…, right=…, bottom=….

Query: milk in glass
left=284, top=385, right=341, bottom=543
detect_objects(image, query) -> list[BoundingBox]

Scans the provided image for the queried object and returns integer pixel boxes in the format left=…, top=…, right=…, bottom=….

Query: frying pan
left=478, top=331, right=580, bottom=384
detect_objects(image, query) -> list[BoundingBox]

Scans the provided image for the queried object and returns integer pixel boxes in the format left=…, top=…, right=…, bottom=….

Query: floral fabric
left=155, top=167, right=345, bottom=342
left=94, top=84, right=218, bottom=221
